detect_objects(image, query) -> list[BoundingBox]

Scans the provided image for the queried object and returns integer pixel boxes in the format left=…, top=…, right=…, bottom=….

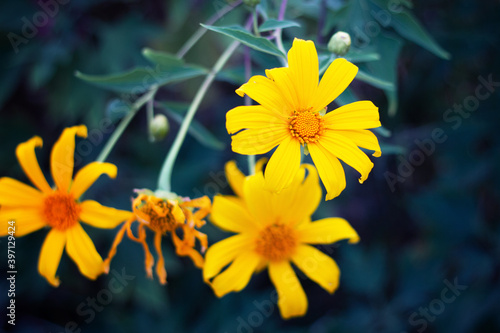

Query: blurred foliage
left=1, top=0, right=500, bottom=332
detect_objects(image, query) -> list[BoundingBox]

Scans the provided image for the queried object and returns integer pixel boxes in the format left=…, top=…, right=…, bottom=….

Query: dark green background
left=1, top=0, right=499, bottom=332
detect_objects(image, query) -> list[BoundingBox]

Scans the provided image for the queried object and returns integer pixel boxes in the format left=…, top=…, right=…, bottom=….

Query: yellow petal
left=0, top=177, right=45, bottom=207
left=320, top=131, right=374, bottom=184
left=255, top=157, right=268, bottom=173
left=308, top=143, right=346, bottom=200
left=50, top=125, right=88, bottom=192
left=291, top=244, right=340, bottom=293
left=211, top=195, right=256, bottom=233
left=287, top=39, right=318, bottom=111
left=226, top=105, right=286, bottom=134
left=268, top=261, right=308, bottom=319
left=225, top=161, right=245, bottom=197
left=79, top=200, right=132, bottom=229
left=312, top=58, right=358, bottom=112
left=336, top=129, right=381, bottom=157
left=243, top=172, right=274, bottom=226
left=265, top=67, right=298, bottom=111
left=231, top=126, right=288, bottom=155
left=296, top=217, right=359, bottom=244
left=264, top=136, right=301, bottom=192
left=15, top=136, right=52, bottom=193
left=0, top=207, right=46, bottom=237
left=65, top=223, right=103, bottom=280
left=38, top=228, right=66, bottom=287
left=236, top=75, right=290, bottom=115
left=203, top=233, right=255, bottom=281
left=271, top=164, right=322, bottom=227
left=70, top=162, right=117, bottom=199
left=323, top=101, right=381, bottom=130
left=210, top=250, right=260, bottom=297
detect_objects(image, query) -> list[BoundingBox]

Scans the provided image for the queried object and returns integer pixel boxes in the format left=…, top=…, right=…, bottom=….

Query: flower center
left=43, top=192, right=81, bottom=231
left=255, top=223, right=297, bottom=262
left=289, top=110, right=323, bottom=144
left=137, top=198, right=178, bottom=234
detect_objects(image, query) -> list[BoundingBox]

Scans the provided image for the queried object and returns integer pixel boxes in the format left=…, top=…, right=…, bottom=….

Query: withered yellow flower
left=104, top=191, right=210, bottom=285
left=227, top=38, right=382, bottom=200
left=0, top=125, right=131, bottom=286
left=204, top=160, right=359, bottom=319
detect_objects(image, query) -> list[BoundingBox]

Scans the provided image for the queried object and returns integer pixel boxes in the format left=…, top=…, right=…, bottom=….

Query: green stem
left=252, top=8, right=260, bottom=37
left=176, top=0, right=242, bottom=59
left=146, top=97, right=154, bottom=142
left=157, top=41, right=240, bottom=191
left=96, top=87, right=157, bottom=163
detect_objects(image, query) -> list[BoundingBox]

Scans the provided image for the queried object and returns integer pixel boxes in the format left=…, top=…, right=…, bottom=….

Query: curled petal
left=71, top=162, right=117, bottom=199
left=15, top=136, right=52, bottom=193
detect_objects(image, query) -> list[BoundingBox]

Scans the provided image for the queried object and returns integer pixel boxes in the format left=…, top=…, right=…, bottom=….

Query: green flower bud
left=149, top=114, right=169, bottom=142
left=243, top=0, right=261, bottom=7
left=328, top=31, right=351, bottom=56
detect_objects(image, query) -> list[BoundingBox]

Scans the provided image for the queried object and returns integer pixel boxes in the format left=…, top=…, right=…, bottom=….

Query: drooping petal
left=308, top=143, right=346, bottom=200
left=65, top=223, right=103, bottom=280
left=225, top=161, right=245, bottom=197
left=268, top=261, right=308, bottom=319
left=203, top=233, right=255, bottom=281
left=312, top=58, right=358, bottom=112
left=15, top=136, right=52, bottom=193
left=70, top=162, right=117, bottom=199
left=291, top=244, right=340, bottom=293
left=272, top=164, right=322, bottom=227
left=211, top=195, right=256, bottom=233
left=0, top=177, right=44, bottom=207
left=287, top=39, right=319, bottom=111
left=0, top=207, right=46, bottom=237
left=320, top=131, right=374, bottom=184
left=79, top=200, right=132, bottom=229
left=231, top=126, right=288, bottom=155
left=236, top=75, right=290, bottom=115
left=38, top=228, right=67, bottom=287
left=210, top=250, right=261, bottom=297
left=154, top=232, right=167, bottom=285
left=265, top=67, right=298, bottom=111
left=296, top=217, right=359, bottom=244
left=336, top=129, right=381, bottom=157
left=226, top=105, right=286, bottom=134
left=50, top=125, right=88, bottom=193
left=264, top=136, right=301, bottom=192
left=323, top=101, right=380, bottom=130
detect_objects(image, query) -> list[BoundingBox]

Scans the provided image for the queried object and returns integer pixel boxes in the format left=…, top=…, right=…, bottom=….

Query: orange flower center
left=289, top=110, right=324, bottom=144
left=138, top=199, right=178, bottom=234
left=43, top=192, right=81, bottom=231
left=255, top=223, right=297, bottom=262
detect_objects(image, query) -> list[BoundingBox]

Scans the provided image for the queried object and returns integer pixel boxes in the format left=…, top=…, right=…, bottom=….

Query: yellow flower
left=227, top=38, right=382, bottom=200
left=203, top=160, right=359, bottom=319
left=104, top=191, right=210, bottom=285
left=0, top=125, right=132, bottom=287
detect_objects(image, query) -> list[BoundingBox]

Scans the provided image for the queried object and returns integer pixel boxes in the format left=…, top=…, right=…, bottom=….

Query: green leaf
left=75, top=64, right=206, bottom=94
left=380, top=142, right=406, bottom=155
left=334, top=87, right=359, bottom=107
left=141, top=48, right=183, bottom=68
left=344, top=49, right=381, bottom=63
left=156, top=101, right=225, bottom=151
left=356, top=69, right=394, bottom=90
left=201, top=24, right=285, bottom=58
left=258, top=19, right=300, bottom=32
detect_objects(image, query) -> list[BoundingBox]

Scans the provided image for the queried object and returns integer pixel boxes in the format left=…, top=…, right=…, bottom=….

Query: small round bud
left=243, top=0, right=261, bottom=7
left=149, top=114, right=169, bottom=142
left=328, top=31, right=351, bottom=56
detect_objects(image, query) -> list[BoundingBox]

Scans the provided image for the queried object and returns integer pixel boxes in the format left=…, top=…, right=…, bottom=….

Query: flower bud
left=243, top=0, right=261, bottom=7
left=149, top=114, right=169, bottom=142
left=328, top=31, right=351, bottom=56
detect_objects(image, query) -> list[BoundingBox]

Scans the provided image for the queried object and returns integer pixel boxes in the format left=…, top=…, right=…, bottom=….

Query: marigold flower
left=227, top=38, right=382, bottom=200
left=104, top=190, right=210, bottom=285
left=204, top=160, right=359, bottom=319
left=0, top=125, right=132, bottom=286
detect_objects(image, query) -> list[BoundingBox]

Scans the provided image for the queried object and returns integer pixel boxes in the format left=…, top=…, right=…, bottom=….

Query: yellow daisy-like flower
left=0, top=125, right=132, bottom=287
left=203, top=160, right=359, bottom=319
left=104, top=191, right=210, bottom=285
left=227, top=38, right=382, bottom=200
